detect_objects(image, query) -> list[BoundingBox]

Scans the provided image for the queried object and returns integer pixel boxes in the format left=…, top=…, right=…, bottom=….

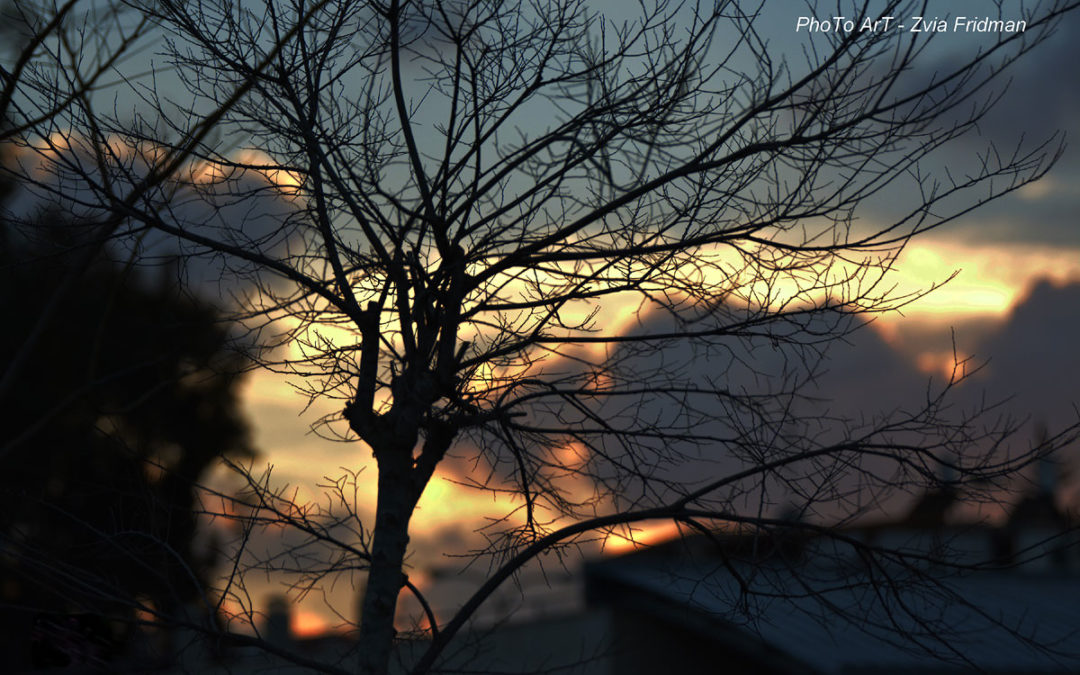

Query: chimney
left=1037, top=456, right=1057, bottom=496
left=264, top=595, right=293, bottom=647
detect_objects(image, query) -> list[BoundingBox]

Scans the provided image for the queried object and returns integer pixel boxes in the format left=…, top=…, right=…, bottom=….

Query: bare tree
left=4, top=0, right=1080, bottom=673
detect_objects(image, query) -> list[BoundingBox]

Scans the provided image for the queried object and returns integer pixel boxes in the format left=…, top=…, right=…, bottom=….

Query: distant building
left=580, top=484, right=1080, bottom=675
left=122, top=481, right=1080, bottom=674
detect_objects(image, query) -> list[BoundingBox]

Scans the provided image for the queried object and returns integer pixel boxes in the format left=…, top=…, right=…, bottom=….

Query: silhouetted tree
left=4, top=1, right=1080, bottom=674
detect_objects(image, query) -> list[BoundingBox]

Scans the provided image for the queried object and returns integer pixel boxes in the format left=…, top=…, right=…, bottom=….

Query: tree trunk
left=358, top=451, right=416, bottom=675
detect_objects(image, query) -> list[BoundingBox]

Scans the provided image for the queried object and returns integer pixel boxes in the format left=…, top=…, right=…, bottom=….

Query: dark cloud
left=507, top=304, right=941, bottom=522
left=969, top=280, right=1080, bottom=431
left=831, top=5, right=1080, bottom=247
left=965, top=9, right=1080, bottom=143
left=3, top=143, right=306, bottom=306
left=920, top=7, right=1080, bottom=246
left=549, top=274, right=1080, bottom=519
left=809, top=280, right=1080, bottom=504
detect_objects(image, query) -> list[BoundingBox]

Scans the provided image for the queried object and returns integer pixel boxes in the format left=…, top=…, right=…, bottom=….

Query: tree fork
left=345, top=302, right=382, bottom=441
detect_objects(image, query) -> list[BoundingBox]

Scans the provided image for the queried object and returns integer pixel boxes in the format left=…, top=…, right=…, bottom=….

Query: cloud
left=920, top=7, right=1080, bottom=246
left=968, top=279, right=1080, bottom=432
left=504, top=300, right=937, bottom=523
left=552, top=270, right=1080, bottom=520
left=963, top=9, right=1080, bottom=143
left=3, top=137, right=306, bottom=306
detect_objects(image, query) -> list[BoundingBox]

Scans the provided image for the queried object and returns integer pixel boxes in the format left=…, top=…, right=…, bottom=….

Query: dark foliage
left=0, top=213, right=253, bottom=668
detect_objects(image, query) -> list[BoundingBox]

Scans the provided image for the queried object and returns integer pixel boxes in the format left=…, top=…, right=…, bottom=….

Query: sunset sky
left=7, top=0, right=1080, bottom=638
left=191, top=5, right=1080, bottom=631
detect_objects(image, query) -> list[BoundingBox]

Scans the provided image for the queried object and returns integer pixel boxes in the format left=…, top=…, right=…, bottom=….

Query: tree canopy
left=3, top=1, right=1079, bottom=673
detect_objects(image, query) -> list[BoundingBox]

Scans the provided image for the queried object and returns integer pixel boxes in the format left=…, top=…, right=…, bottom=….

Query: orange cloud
left=291, top=608, right=331, bottom=638
left=601, top=520, right=685, bottom=555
